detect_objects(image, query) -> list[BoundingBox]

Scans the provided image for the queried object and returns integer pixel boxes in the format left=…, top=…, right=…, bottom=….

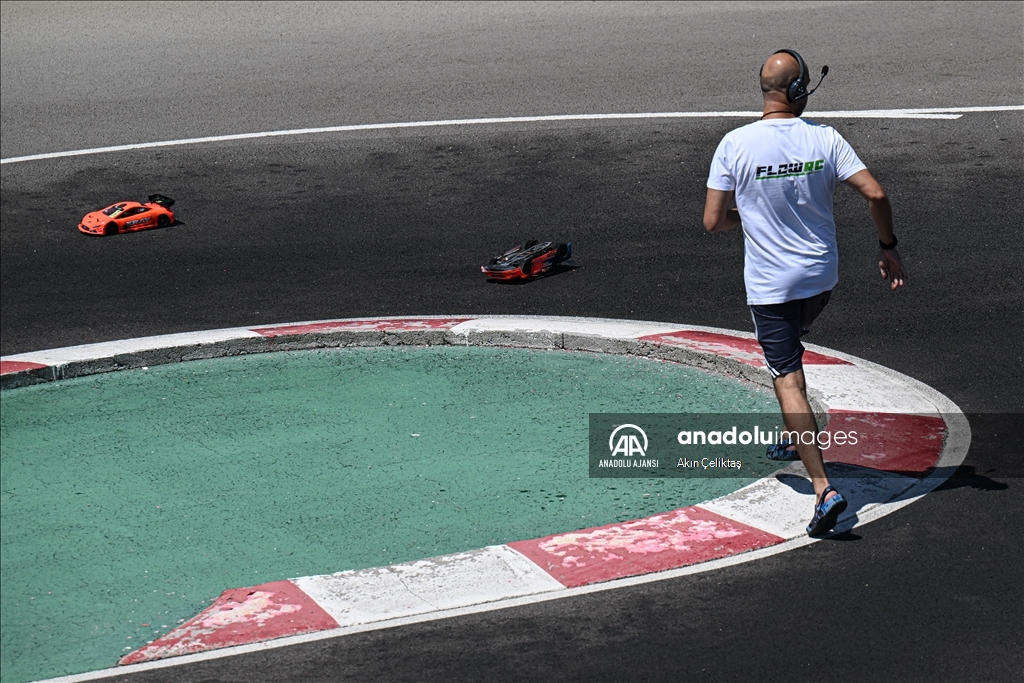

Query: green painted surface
left=1, top=346, right=778, bottom=682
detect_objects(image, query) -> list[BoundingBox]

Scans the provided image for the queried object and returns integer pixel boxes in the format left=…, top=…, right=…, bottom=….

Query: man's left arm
left=844, top=169, right=907, bottom=290
left=703, top=189, right=741, bottom=233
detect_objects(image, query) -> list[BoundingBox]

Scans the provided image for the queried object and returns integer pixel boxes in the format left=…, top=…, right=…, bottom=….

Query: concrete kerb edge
left=1, top=315, right=953, bottom=506
left=1, top=314, right=966, bottom=523
left=2, top=318, right=773, bottom=391
left=7, top=315, right=970, bottom=682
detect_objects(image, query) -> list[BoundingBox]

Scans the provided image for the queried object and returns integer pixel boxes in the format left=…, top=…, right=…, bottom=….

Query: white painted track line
left=3, top=106, right=1021, bottom=165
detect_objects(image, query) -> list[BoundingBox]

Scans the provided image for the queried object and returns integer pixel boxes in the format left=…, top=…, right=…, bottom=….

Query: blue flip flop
left=766, top=440, right=800, bottom=461
left=806, top=485, right=848, bottom=536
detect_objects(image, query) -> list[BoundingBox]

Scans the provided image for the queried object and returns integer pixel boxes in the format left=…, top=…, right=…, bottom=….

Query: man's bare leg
left=772, top=369, right=836, bottom=502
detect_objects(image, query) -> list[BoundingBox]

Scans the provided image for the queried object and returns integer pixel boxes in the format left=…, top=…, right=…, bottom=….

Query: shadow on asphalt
left=772, top=412, right=1018, bottom=542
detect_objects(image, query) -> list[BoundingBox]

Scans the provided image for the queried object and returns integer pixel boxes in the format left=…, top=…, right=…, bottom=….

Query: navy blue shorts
left=750, top=290, right=832, bottom=378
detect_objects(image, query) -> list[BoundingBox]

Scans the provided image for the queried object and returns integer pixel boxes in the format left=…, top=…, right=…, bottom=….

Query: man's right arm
left=844, top=169, right=907, bottom=290
left=703, top=189, right=741, bottom=233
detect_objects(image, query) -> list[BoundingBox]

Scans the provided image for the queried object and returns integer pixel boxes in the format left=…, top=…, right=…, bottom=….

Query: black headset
left=761, top=49, right=829, bottom=102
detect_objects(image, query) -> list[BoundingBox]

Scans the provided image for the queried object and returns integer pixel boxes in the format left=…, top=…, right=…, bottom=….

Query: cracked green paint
left=1, top=345, right=777, bottom=681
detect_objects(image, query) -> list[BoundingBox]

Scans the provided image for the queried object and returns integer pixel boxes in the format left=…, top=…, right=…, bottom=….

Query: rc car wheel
left=524, top=240, right=539, bottom=249
left=104, top=222, right=117, bottom=235
left=521, top=258, right=533, bottom=276
left=555, top=243, right=568, bottom=258
left=157, top=215, right=170, bottom=228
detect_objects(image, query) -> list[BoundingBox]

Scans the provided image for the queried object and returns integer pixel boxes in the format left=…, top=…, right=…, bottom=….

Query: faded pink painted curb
left=0, top=359, right=46, bottom=374
left=119, top=581, right=337, bottom=665
left=509, top=505, right=784, bottom=588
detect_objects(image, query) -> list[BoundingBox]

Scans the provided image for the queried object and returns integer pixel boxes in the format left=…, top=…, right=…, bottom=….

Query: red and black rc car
left=481, top=240, right=573, bottom=280
left=78, top=195, right=176, bottom=235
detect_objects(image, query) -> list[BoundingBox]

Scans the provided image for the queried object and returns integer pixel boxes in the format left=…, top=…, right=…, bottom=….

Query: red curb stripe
left=641, top=330, right=851, bottom=367
left=118, top=580, right=338, bottom=665
left=0, top=360, right=48, bottom=375
left=824, top=410, right=946, bottom=476
left=253, top=317, right=473, bottom=337
left=508, top=506, right=783, bottom=588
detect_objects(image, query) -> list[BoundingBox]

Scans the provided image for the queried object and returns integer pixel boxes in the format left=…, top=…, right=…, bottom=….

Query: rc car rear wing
left=147, top=194, right=175, bottom=208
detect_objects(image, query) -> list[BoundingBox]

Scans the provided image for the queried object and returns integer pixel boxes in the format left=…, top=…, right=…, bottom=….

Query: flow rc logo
left=608, top=424, right=648, bottom=458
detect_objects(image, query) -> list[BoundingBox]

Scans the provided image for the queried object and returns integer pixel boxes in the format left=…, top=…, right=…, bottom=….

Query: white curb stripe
left=293, top=545, right=564, bottom=628
left=699, top=463, right=920, bottom=539
left=3, top=328, right=260, bottom=366
left=448, top=316, right=683, bottom=339
left=803, top=364, right=939, bottom=414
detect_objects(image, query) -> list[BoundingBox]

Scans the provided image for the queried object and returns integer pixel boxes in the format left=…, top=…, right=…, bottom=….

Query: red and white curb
left=2, top=315, right=969, bottom=681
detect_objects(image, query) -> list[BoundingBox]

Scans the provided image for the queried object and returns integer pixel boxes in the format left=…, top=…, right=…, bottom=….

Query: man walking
left=703, top=49, right=907, bottom=536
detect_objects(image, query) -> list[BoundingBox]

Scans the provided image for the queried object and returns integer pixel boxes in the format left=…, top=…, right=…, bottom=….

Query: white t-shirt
left=707, top=117, right=866, bottom=305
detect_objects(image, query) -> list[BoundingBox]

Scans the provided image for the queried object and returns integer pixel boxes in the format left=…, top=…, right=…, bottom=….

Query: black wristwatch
left=879, top=235, right=898, bottom=250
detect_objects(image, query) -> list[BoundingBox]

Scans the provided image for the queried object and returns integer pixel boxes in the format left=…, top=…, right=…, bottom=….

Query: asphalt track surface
left=1, top=2, right=1021, bottom=681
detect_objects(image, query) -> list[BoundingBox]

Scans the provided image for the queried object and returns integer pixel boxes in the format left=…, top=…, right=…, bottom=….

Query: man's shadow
left=775, top=464, right=1007, bottom=541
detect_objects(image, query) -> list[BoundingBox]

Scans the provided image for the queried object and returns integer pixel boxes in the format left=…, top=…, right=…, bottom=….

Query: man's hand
left=844, top=170, right=907, bottom=290
left=879, top=248, right=907, bottom=290
left=703, top=188, right=741, bottom=232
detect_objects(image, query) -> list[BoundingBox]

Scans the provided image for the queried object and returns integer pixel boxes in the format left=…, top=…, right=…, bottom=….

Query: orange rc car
left=78, top=195, right=175, bottom=235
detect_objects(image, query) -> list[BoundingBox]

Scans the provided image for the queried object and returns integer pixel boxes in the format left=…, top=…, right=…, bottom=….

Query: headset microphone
left=806, top=65, right=829, bottom=97
left=763, top=50, right=829, bottom=102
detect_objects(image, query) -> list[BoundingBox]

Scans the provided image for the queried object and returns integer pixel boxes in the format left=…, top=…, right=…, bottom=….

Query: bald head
left=760, top=51, right=806, bottom=95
